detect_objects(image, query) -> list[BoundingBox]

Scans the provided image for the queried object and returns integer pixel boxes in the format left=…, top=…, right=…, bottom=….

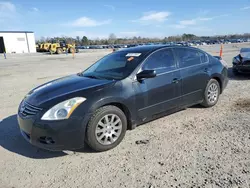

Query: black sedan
left=18, top=45, right=228, bottom=152
left=232, top=48, right=250, bottom=74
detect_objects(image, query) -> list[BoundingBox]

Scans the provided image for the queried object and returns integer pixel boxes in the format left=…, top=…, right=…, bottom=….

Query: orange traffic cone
left=219, top=44, right=223, bottom=57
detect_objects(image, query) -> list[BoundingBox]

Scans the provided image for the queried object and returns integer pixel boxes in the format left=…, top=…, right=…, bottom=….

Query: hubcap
left=207, top=83, right=218, bottom=103
left=95, top=114, right=122, bottom=145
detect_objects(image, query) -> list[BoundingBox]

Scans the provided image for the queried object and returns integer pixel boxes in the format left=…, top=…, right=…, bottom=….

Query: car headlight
left=41, top=97, right=86, bottom=120
left=233, top=56, right=240, bottom=63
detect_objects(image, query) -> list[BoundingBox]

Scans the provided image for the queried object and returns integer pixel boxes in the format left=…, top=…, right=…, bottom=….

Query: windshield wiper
left=83, top=75, right=102, bottom=79
left=77, top=73, right=100, bottom=79
left=77, top=72, right=83, bottom=76
left=78, top=73, right=117, bottom=80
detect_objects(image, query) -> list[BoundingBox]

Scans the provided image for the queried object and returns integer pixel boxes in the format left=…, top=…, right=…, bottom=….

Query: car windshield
left=81, top=51, right=145, bottom=80
left=240, top=48, right=250, bottom=58
left=240, top=48, right=250, bottom=53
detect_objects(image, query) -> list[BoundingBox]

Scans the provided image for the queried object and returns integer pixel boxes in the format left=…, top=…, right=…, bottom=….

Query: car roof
left=118, top=45, right=198, bottom=54
left=118, top=45, right=167, bottom=54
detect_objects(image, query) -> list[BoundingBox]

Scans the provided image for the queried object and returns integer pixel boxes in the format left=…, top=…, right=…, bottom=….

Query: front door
left=133, top=48, right=181, bottom=119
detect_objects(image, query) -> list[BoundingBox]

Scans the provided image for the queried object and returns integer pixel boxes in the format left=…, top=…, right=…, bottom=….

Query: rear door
left=133, top=48, right=181, bottom=119
left=174, top=47, right=210, bottom=106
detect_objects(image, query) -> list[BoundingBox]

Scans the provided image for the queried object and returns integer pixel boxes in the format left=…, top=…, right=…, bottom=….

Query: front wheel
left=69, top=48, right=74, bottom=53
left=201, top=79, right=220, bottom=108
left=56, top=48, right=63, bottom=54
left=86, top=106, right=127, bottom=152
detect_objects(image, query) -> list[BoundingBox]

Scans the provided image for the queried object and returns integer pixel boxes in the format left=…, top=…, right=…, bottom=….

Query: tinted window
left=199, top=52, right=209, bottom=63
left=143, top=49, right=175, bottom=70
left=82, top=51, right=144, bottom=80
left=240, top=48, right=250, bottom=53
left=175, top=48, right=201, bottom=68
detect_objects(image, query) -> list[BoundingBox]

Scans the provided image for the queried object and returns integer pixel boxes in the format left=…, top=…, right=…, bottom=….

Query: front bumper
left=18, top=113, right=91, bottom=151
left=233, top=63, right=250, bottom=72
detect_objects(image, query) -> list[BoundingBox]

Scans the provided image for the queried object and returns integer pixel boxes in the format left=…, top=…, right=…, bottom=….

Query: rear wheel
left=86, top=106, right=127, bottom=152
left=56, top=48, right=63, bottom=54
left=201, top=79, right=220, bottom=108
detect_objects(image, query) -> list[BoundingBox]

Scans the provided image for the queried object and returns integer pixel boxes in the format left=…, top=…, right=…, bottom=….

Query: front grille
left=19, top=101, right=42, bottom=117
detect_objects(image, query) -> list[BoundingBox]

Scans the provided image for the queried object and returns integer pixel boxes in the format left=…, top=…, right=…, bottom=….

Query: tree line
left=37, top=33, right=250, bottom=46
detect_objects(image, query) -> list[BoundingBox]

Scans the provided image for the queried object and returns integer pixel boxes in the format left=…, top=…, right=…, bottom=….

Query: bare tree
left=76, top=36, right=80, bottom=45
left=109, top=33, right=116, bottom=44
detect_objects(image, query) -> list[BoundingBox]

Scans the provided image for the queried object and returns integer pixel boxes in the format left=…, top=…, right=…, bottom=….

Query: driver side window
left=142, top=49, right=176, bottom=72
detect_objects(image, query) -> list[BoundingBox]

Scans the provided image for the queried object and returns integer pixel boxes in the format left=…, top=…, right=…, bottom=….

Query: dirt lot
left=0, top=43, right=250, bottom=188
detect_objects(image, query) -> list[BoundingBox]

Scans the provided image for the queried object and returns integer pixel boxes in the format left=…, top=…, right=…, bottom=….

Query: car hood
left=25, top=74, right=115, bottom=107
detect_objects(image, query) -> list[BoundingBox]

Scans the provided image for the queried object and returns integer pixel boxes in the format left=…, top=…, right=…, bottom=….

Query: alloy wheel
left=95, top=114, right=122, bottom=145
left=207, top=83, right=219, bottom=103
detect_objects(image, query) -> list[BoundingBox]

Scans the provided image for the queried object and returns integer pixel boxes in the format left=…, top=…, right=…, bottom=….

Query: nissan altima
left=18, top=45, right=228, bottom=152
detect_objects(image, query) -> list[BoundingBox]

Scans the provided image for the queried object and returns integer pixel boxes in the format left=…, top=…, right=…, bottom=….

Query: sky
left=0, top=0, right=250, bottom=39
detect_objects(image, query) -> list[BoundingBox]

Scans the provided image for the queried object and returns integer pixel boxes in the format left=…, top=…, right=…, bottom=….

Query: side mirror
left=136, top=70, right=156, bottom=81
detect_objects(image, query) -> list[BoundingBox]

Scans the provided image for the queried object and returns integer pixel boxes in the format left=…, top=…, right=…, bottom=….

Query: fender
left=90, top=96, right=134, bottom=115
left=88, top=96, right=137, bottom=129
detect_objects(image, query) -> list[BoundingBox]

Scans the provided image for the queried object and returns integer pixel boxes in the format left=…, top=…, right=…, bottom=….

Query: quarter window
left=199, top=52, right=209, bottom=63
left=143, top=49, right=176, bottom=71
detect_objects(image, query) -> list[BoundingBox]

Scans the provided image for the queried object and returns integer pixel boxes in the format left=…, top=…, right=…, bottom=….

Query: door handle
left=172, top=78, right=180, bottom=83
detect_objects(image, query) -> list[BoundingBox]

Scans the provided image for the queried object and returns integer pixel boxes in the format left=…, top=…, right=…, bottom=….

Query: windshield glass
left=240, top=48, right=250, bottom=58
left=240, top=48, right=250, bottom=53
left=81, top=51, right=145, bottom=80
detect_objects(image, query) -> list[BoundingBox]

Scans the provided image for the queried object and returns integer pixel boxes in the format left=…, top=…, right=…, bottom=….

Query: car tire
left=201, top=79, right=220, bottom=108
left=69, top=48, right=74, bottom=53
left=86, top=105, right=127, bottom=152
left=56, top=48, right=63, bottom=54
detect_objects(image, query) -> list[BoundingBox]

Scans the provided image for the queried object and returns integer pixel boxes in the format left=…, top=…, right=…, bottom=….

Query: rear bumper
left=222, top=76, right=229, bottom=92
left=18, top=113, right=91, bottom=151
left=221, top=67, right=229, bottom=93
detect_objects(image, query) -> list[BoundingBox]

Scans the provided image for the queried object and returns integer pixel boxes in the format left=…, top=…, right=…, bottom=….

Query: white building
left=0, top=31, right=36, bottom=53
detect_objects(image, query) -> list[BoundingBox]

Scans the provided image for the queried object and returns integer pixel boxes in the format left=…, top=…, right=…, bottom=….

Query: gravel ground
left=0, top=43, right=250, bottom=188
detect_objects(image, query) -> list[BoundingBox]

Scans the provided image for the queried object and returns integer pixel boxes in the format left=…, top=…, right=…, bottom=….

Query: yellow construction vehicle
left=49, top=41, right=79, bottom=54
left=67, top=43, right=78, bottom=53
left=42, top=43, right=51, bottom=52
left=36, top=43, right=44, bottom=52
